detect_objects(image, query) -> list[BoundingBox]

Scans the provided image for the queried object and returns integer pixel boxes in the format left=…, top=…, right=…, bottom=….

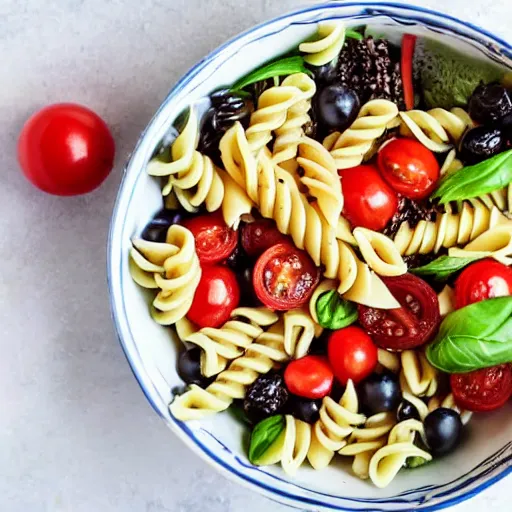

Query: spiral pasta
left=129, top=225, right=202, bottom=325
left=299, top=22, right=346, bottom=66
left=283, top=308, right=321, bottom=359
left=353, top=227, right=407, bottom=277
left=273, top=75, right=316, bottom=165
left=220, top=123, right=400, bottom=309
left=400, top=350, right=438, bottom=398
left=245, top=73, right=316, bottom=154
left=185, top=308, right=279, bottom=378
left=307, top=380, right=366, bottom=470
left=440, top=148, right=463, bottom=176
left=393, top=201, right=511, bottom=255
left=368, top=420, right=432, bottom=488
left=170, top=322, right=288, bottom=421
left=339, top=412, right=396, bottom=480
left=296, top=137, right=344, bottom=228
left=438, top=285, right=456, bottom=317
left=323, top=99, right=399, bottom=169
left=308, top=279, right=336, bottom=324
left=146, top=110, right=224, bottom=212
left=399, top=107, right=473, bottom=153
left=280, top=415, right=312, bottom=475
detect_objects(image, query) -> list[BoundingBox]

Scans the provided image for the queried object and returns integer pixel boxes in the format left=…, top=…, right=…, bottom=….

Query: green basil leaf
left=405, top=456, right=431, bottom=469
left=229, top=404, right=253, bottom=426
left=248, top=415, right=285, bottom=465
left=411, top=255, right=482, bottom=281
left=316, top=290, right=358, bottom=330
left=231, top=56, right=312, bottom=91
left=426, top=296, right=512, bottom=373
left=431, top=149, right=512, bottom=204
left=345, top=29, right=364, bottom=40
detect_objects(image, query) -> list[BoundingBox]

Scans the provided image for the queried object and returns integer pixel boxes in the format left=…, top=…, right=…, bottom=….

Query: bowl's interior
left=109, top=3, right=512, bottom=510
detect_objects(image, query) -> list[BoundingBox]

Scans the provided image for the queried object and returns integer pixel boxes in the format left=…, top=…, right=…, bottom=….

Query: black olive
left=424, top=408, right=463, bottom=456
left=234, top=266, right=262, bottom=307
left=309, top=63, right=337, bottom=84
left=459, top=126, right=505, bottom=165
left=244, top=373, right=289, bottom=423
left=316, top=85, right=361, bottom=131
left=141, top=209, right=187, bottom=243
left=287, top=395, right=321, bottom=424
left=397, top=400, right=420, bottom=422
left=469, top=83, right=512, bottom=125
left=226, top=244, right=245, bottom=271
left=177, top=348, right=212, bottom=388
left=359, top=372, right=401, bottom=415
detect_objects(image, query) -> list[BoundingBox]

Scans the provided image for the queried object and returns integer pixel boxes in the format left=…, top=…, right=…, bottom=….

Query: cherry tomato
left=358, top=273, right=440, bottom=350
left=187, top=266, right=240, bottom=328
left=17, top=103, right=115, bottom=196
left=183, top=211, right=238, bottom=265
left=253, top=243, right=319, bottom=311
left=339, top=165, right=398, bottom=231
left=377, top=138, right=440, bottom=200
left=284, top=355, right=334, bottom=399
left=451, top=364, right=512, bottom=412
left=455, top=259, right=512, bottom=309
left=327, top=326, right=378, bottom=385
left=241, top=219, right=289, bottom=257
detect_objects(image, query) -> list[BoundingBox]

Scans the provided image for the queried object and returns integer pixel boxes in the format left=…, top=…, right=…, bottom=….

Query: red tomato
left=183, top=211, right=238, bottom=265
left=187, top=266, right=240, bottom=328
left=253, top=243, right=319, bottom=311
left=17, top=103, right=115, bottom=196
left=339, top=165, right=398, bottom=231
left=241, top=219, right=289, bottom=257
left=327, top=326, right=378, bottom=384
left=284, top=355, right=334, bottom=399
left=451, top=364, right=512, bottom=412
left=455, top=259, right=512, bottom=309
left=377, top=138, right=440, bottom=200
left=358, top=273, right=440, bottom=350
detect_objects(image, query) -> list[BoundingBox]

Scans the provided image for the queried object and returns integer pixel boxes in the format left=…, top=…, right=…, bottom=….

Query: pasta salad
left=129, top=22, right=512, bottom=488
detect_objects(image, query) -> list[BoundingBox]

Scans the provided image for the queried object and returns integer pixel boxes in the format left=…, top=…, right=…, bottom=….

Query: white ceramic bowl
left=108, top=2, right=512, bottom=510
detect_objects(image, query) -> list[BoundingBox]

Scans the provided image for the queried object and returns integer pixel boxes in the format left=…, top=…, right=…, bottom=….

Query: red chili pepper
left=401, top=34, right=417, bottom=111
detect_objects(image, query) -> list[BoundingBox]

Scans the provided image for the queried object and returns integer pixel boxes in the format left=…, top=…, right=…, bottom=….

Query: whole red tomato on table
left=18, top=103, right=115, bottom=195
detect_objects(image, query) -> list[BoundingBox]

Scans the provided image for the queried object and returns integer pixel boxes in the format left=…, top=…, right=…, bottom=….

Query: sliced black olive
left=358, top=372, right=401, bottom=415
left=424, top=408, right=463, bottom=456
left=287, top=396, right=321, bottom=424
left=397, top=400, right=420, bottom=422
left=469, top=83, right=512, bottom=125
left=459, top=126, right=505, bottom=165
left=141, top=209, right=187, bottom=243
left=316, top=85, right=360, bottom=131
left=177, top=348, right=212, bottom=388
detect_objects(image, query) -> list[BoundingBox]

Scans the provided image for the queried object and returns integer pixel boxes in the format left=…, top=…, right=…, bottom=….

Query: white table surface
left=1, top=0, right=510, bottom=510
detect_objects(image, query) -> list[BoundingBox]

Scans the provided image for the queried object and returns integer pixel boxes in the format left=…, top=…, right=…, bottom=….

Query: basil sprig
left=316, top=290, right=358, bottom=330
left=231, top=56, right=312, bottom=91
left=248, top=415, right=286, bottom=465
left=411, top=255, right=482, bottom=282
left=345, top=29, right=364, bottom=40
left=431, top=149, right=512, bottom=204
left=426, top=296, right=512, bottom=373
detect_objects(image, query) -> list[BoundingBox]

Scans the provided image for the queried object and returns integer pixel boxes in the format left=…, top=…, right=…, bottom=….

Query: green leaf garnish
left=248, top=415, right=286, bottom=465
left=345, top=29, right=364, bottom=40
left=431, top=149, right=512, bottom=204
left=231, top=56, right=312, bottom=91
left=316, top=290, right=358, bottom=330
left=426, top=296, right=512, bottom=373
left=410, top=255, right=482, bottom=281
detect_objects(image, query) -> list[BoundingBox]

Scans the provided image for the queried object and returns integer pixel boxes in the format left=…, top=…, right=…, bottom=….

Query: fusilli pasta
left=323, top=99, right=399, bottom=169
left=170, top=322, right=288, bottom=420
left=299, top=22, right=346, bottom=66
left=147, top=110, right=224, bottom=212
left=129, top=225, right=201, bottom=325
left=283, top=308, right=321, bottom=359
left=185, top=307, right=279, bottom=378
left=280, top=415, right=312, bottom=475
left=400, top=350, right=438, bottom=398
left=438, top=285, right=455, bottom=317
left=245, top=73, right=316, bottom=154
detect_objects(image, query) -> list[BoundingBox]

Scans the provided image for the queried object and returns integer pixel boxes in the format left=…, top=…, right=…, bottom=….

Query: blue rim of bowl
left=108, top=2, right=512, bottom=510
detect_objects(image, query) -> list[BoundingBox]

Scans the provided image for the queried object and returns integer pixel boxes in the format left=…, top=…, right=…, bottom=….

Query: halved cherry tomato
left=253, top=243, right=319, bottom=311
left=284, top=355, right=334, bottom=399
left=451, top=364, right=512, bottom=412
left=455, top=259, right=512, bottom=309
left=401, top=35, right=417, bottom=111
left=183, top=211, right=238, bottom=265
left=339, top=165, right=398, bottom=231
left=358, top=273, right=440, bottom=350
left=241, top=219, right=289, bottom=257
left=377, top=138, right=440, bottom=200
left=187, top=265, right=240, bottom=328
left=327, top=326, right=378, bottom=385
